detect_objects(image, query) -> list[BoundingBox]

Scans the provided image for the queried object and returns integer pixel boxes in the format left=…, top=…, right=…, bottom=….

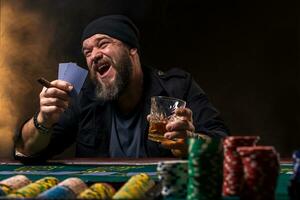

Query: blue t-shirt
left=109, top=105, right=146, bottom=158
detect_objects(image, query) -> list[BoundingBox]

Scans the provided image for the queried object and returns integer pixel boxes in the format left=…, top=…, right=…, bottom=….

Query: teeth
left=96, top=63, right=111, bottom=76
left=97, top=64, right=108, bottom=71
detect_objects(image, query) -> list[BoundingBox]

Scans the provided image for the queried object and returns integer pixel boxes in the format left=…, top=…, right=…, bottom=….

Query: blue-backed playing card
left=58, top=63, right=68, bottom=80
left=58, top=62, right=88, bottom=94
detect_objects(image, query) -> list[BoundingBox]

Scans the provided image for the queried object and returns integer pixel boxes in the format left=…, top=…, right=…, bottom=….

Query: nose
left=90, top=48, right=103, bottom=65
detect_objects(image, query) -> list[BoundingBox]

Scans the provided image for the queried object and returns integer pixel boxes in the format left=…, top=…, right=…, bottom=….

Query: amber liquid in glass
left=148, top=120, right=168, bottom=142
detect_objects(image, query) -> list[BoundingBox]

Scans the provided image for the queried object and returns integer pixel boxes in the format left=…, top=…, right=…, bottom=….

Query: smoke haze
left=0, top=0, right=56, bottom=157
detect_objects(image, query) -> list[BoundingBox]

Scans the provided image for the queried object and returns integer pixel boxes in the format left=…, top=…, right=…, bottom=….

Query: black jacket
left=26, top=66, right=229, bottom=159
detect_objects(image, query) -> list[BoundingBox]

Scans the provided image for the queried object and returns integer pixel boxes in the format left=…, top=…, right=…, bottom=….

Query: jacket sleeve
left=43, top=101, right=79, bottom=157
left=14, top=97, right=79, bottom=162
left=157, top=68, right=229, bottom=138
left=185, top=76, right=229, bottom=138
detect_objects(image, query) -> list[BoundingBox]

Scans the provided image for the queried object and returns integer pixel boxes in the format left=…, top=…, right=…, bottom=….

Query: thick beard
left=92, top=52, right=132, bottom=101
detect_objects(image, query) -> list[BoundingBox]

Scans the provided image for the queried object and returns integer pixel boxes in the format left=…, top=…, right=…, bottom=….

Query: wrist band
left=33, top=112, right=51, bottom=134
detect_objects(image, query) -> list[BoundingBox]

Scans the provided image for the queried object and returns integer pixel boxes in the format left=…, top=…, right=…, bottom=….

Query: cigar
left=37, top=77, right=54, bottom=88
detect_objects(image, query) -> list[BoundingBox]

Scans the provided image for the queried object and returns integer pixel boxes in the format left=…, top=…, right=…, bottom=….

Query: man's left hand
left=161, top=107, right=195, bottom=157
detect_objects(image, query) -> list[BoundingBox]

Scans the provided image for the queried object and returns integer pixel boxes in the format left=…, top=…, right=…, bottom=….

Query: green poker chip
left=188, top=136, right=223, bottom=200
left=157, top=160, right=188, bottom=199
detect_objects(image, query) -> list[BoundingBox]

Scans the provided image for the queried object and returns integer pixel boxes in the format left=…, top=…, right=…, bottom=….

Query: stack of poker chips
left=7, top=176, right=58, bottom=198
left=157, top=160, right=188, bottom=200
left=187, top=134, right=223, bottom=200
left=113, top=173, right=155, bottom=199
left=288, top=150, right=300, bottom=200
left=38, top=177, right=87, bottom=199
left=78, top=183, right=116, bottom=199
left=223, top=136, right=260, bottom=196
left=237, top=146, right=280, bottom=200
left=0, top=175, right=31, bottom=196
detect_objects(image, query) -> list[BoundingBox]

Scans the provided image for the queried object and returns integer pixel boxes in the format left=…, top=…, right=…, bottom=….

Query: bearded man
left=15, top=15, right=228, bottom=159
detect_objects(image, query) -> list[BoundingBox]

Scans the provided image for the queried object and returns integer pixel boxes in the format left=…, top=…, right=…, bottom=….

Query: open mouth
left=97, top=63, right=111, bottom=76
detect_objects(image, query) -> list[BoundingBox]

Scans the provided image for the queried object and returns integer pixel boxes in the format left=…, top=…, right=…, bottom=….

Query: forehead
left=82, top=34, right=114, bottom=47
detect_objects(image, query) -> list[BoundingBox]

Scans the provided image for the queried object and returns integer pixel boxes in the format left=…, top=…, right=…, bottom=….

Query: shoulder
left=153, top=68, right=193, bottom=88
left=145, top=66, right=195, bottom=99
left=153, top=67, right=191, bottom=81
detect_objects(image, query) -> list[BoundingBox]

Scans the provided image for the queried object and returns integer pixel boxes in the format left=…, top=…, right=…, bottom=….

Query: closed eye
left=83, top=50, right=91, bottom=57
left=98, top=41, right=109, bottom=49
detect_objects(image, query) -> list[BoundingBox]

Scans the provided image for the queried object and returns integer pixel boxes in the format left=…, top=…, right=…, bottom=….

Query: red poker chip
left=222, top=136, right=260, bottom=196
left=223, top=136, right=260, bottom=149
left=237, top=146, right=280, bottom=200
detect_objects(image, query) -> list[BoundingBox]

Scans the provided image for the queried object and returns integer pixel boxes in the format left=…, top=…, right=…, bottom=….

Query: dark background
left=2, top=0, right=299, bottom=157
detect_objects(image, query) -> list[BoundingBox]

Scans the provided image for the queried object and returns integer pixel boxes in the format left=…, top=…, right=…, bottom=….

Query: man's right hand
left=38, top=80, right=73, bottom=128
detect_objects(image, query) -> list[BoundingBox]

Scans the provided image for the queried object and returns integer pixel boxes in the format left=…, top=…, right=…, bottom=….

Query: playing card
left=58, top=63, right=68, bottom=80
left=58, top=62, right=88, bottom=94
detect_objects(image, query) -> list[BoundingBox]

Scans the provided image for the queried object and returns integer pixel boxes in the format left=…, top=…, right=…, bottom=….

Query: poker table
left=0, top=158, right=293, bottom=199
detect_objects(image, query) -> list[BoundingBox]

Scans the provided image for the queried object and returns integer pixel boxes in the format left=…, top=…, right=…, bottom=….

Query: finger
left=164, top=131, right=187, bottom=140
left=147, top=114, right=151, bottom=122
left=40, top=98, right=69, bottom=109
left=175, top=107, right=193, bottom=121
left=161, top=139, right=186, bottom=149
left=41, top=87, right=70, bottom=101
left=166, top=119, right=195, bottom=132
left=40, top=105, right=65, bottom=114
left=50, top=80, right=73, bottom=92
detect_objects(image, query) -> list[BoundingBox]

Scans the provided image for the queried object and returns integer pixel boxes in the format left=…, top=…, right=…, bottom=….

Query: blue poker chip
left=292, top=150, right=300, bottom=180
left=293, top=150, right=300, bottom=160
left=37, top=186, right=75, bottom=199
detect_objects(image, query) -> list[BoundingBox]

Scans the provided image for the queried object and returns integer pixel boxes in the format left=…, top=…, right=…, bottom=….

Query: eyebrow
left=82, top=36, right=112, bottom=53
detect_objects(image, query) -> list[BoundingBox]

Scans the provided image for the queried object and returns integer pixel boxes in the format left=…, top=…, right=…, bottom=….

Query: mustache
left=91, top=57, right=113, bottom=70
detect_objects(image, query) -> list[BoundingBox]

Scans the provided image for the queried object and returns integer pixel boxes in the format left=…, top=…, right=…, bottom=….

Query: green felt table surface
left=0, top=158, right=293, bottom=199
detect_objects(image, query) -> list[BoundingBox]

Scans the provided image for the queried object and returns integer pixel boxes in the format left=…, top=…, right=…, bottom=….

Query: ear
left=129, top=48, right=138, bottom=56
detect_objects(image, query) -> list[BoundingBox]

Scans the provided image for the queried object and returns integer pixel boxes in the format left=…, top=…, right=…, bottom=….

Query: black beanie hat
left=81, top=15, right=140, bottom=49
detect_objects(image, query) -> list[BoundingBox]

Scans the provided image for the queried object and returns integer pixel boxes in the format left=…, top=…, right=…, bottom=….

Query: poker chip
left=58, top=177, right=87, bottom=195
left=78, top=188, right=102, bottom=199
left=0, top=184, right=12, bottom=196
left=0, top=175, right=31, bottom=196
left=78, top=183, right=116, bottom=199
left=37, top=185, right=75, bottom=199
left=187, top=135, right=223, bottom=200
left=91, top=183, right=115, bottom=199
left=37, top=177, right=87, bottom=199
left=292, top=150, right=300, bottom=181
left=113, top=173, right=155, bottom=199
left=288, top=150, right=300, bottom=200
left=223, top=136, right=260, bottom=196
left=237, top=146, right=280, bottom=200
left=157, top=160, right=188, bottom=199
left=0, top=175, right=31, bottom=191
left=7, top=176, right=58, bottom=198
